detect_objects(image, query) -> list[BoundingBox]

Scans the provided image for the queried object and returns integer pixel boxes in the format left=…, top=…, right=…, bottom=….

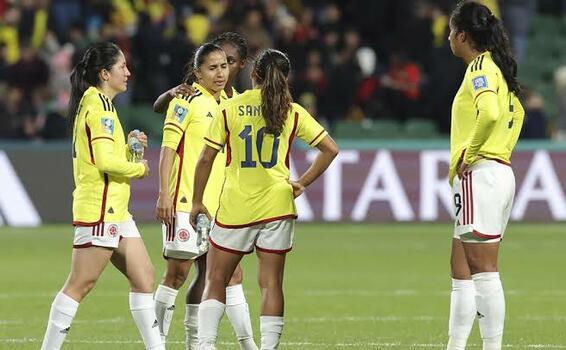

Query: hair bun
left=472, top=7, right=493, bottom=30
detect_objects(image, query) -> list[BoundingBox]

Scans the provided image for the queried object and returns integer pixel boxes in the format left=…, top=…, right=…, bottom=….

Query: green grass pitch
left=0, top=222, right=565, bottom=349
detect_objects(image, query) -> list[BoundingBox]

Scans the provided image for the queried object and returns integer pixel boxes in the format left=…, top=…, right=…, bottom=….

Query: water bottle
left=196, top=213, right=211, bottom=252
left=128, top=129, right=144, bottom=162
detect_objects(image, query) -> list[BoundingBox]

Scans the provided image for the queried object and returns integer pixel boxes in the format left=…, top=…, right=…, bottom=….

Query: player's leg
left=184, top=254, right=207, bottom=350
left=199, top=246, right=245, bottom=350
left=226, top=264, right=258, bottom=350
left=447, top=238, right=476, bottom=350
left=255, top=219, right=294, bottom=350
left=41, top=244, right=113, bottom=350
left=111, top=228, right=163, bottom=350
left=155, top=258, right=192, bottom=342
left=447, top=173, right=477, bottom=350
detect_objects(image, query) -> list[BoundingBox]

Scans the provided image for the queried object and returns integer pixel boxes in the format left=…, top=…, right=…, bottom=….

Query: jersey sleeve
left=87, top=106, right=118, bottom=145
left=161, top=97, right=191, bottom=150
left=204, top=105, right=227, bottom=150
left=294, top=103, right=327, bottom=147
left=467, top=67, right=499, bottom=105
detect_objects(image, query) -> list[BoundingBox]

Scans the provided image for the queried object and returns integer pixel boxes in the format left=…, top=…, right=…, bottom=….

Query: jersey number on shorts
left=454, top=193, right=462, bottom=217
left=239, top=125, right=280, bottom=168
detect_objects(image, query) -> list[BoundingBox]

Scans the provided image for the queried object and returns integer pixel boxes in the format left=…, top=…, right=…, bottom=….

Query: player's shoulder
left=83, top=87, right=116, bottom=114
left=467, top=52, right=498, bottom=76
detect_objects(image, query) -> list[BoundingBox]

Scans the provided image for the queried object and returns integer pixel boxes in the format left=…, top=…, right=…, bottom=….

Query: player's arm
left=463, top=71, right=500, bottom=165
left=293, top=135, right=338, bottom=197
left=88, top=112, right=146, bottom=178
left=190, top=145, right=219, bottom=228
left=153, top=83, right=195, bottom=114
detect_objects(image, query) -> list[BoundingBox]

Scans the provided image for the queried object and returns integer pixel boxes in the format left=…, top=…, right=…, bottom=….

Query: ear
left=99, top=69, right=110, bottom=82
left=194, top=68, right=202, bottom=81
left=459, top=31, right=467, bottom=43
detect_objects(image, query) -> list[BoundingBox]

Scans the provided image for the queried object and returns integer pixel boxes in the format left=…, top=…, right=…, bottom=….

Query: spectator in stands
left=501, top=0, right=536, bottom=63
left=0, top=87, right=35, bottom=139
left=521, top=87, right=548, bottom=139
left=554, top=65, right=566, bottom=140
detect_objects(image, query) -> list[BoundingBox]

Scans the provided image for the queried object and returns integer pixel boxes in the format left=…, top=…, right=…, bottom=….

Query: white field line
left=1, top=338, right=566, bottom=348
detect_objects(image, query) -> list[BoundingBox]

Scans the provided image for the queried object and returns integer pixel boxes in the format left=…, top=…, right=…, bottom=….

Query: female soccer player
left=154, top=41, right=257, bottom=350
left=190, top=49, right=339, bottom=350
left=40, top=42, right=163, bottom=350
left=446, top=2, right=524, bottom=350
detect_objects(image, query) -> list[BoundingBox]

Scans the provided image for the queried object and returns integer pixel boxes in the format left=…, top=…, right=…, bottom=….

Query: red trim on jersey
left=164, top=122, right=184, bottom=134
left=209, top=237, right=254, bottom=255
left=255, top=245, right=293, bottom=254
left=309, top=129, right=326, bottom=146
left=86, top=124, right=95, bottom=165
left=204, top=137, right=223, bottom=148
left=215, top=214, right=297, bottom=229
left=473, top=89, right=497, bottom=104
left=222, top=110, right=232, bottom=166
left=285, top=112, right=298, bottom=168
left=72, top=174, right=109, bottom=227
left=73, top=242, right=93, bottom=249
left=483, top=157, right=511, bottom=167
left=173, top=135, right=185, bottom=213
left=91, top=136, right=114, bottom=142
left=469, top=172, right=474, bottom=225
left=472, top=230, right=501, bottom=239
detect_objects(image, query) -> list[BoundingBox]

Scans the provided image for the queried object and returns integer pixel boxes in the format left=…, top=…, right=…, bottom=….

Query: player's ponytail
left=182, top=42, right=224, bottom=84
left=450, top=1, right=521, bottom=96
left=254, top=49, right=292, bottom=135
left=68, top=42, right=122, bottom=131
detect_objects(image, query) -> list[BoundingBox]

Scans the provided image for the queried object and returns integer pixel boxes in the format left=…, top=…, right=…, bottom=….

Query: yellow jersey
left=449, top=51, right=524, bottom=183
left=162, top=83, right=226, bottom=213
left=204, top=89, right=327, bottom=227
left=72, top=86, right=145, bottom=225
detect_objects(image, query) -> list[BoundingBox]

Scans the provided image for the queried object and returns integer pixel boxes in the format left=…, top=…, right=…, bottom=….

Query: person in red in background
left=381, top=49, right=422, bottom=121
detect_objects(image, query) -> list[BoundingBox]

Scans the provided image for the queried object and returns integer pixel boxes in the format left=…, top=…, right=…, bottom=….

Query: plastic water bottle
left=128, top=129, right=144, bottom=162
left=196, top=213, right=211, bottom=252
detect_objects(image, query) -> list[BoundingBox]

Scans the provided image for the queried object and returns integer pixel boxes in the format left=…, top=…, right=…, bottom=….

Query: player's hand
left=140, top=160, right=150, bottom=178
left=169, top=83, right=195, bottom=98
left=128, top=130, right=148, bottom=148
left=189, top=202, right=211, bottom=229
left=156, top=192, right=175, bottom=226
left=457, top=161, right=470, bottom=179
left=290, top=181, right=305, bottom=198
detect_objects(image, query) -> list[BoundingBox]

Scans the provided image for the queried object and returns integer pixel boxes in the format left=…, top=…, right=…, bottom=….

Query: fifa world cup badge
left=174, top=105, right=188, bottom=122
left=101, top=117, right=115, bottom=135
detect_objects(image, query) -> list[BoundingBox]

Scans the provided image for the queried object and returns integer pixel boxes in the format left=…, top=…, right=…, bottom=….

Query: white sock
left=260, top=316, right=284, bottom=350
left=40, top=292, right=79, bottom=350
left=198, top=299, right=226, bottom=350
left=473, top=272, right=505, bottom=350
left=226, top=284, right=258, bottom=350
left=447, top=279, right=476, bottom=350
left=154, top=284, right=179, bottom=340
left=184, top=304, right=199, bottom=350
left=129, top=292, right=165, bottom=350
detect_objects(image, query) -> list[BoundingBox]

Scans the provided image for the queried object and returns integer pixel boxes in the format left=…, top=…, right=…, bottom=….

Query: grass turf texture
left=0, top=223, right=565, bottom=349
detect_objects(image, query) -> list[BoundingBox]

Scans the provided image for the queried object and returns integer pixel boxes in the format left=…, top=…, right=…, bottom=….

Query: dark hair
left=254, top=49, right=292, bottom=135
left=212, top=32, right=248, bottom=61
left=68, top=42, right=122, bottom=129
left=182, top=42, right=224, bottom=84
left=450, top=1, right=521, bottom=96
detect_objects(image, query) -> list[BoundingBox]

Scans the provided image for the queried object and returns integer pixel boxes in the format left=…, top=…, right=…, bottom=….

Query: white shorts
left=209, top=219, right=295, bottom=254
left=162, top=212, right=207, bottom=260
left=74, top=219, right=140, bottom=249
left=452, top=159, right=515, bottom=243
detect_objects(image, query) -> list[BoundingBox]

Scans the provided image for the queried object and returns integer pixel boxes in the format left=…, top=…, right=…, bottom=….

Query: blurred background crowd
left=0, top=0, right=565, bottom=141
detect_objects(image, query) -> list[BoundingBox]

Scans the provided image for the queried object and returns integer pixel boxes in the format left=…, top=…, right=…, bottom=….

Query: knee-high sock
left=260, top=316, right=284, bottom=350
left=154, top=284, right=179, bottom=339
left=473, top=272, right=505, bottom=350
left=129, top=292, right=164, bottom=350
left=226, top=284, right=258, bottom=350
left=198, top=299, right=226, bottom=350
left=184, top=304, right=199, bottom=350
left=446, top=279, right=476, bottom=350
left=40, top=292, right=79, bottom=350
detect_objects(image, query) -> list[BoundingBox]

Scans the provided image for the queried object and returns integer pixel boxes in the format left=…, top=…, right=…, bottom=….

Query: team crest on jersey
left=107, top=224, right=119, bottom=237
left=177, top=229, right=189, bottom=242
left=472, top=75, right=488, bottom=91
left=174, top=104, right=187, bottom=122
left=101, top=117, right=114, bottom=135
